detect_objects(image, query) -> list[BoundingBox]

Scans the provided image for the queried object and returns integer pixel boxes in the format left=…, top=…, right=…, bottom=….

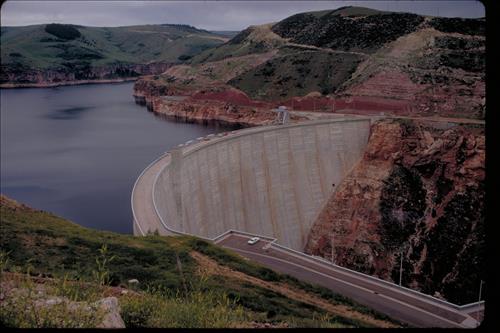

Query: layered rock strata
left=133, top=77, right=298, bottom=126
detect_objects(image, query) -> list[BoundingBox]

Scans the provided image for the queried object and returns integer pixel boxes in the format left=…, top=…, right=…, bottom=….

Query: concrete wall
left=152, top=119, right=371, bottom=250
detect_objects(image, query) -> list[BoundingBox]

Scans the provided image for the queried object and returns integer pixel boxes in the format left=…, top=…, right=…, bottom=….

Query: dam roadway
left=131, top=118, right=483, bottom=328
left=215, top=233, right=479, bottom=328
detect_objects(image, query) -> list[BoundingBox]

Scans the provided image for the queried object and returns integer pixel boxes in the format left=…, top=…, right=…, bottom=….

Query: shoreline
left=148, top=108, right=255, bottom=129
left=138, top=97, right=260, bottom=128
left=134, top=92, right=280, bottom=128
left=0, top=77, right=139, bottom=89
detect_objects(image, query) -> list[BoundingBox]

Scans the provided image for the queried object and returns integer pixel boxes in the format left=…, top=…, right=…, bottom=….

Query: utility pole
left=399, top=243, right=408, bottom=287
left=399, top=250, right=404, bottom=286
left=477, top=280, right=483, bottom=327
left=331, top=233, right=335, bottom=264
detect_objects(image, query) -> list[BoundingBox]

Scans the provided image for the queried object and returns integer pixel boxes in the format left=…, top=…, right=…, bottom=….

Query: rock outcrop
left=95, top=297, right=126, bottom=328
left=133, top=75, right=306, bottom=126
left=0, top=277, right=126, bottom=328
left=0, top=62, right=173, bottom=88
left=148, top=97, right=277, bottom=127
left=305, top=119, right=485, bottom=305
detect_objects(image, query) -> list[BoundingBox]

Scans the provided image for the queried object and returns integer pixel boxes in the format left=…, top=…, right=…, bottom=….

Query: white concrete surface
left=135, top=118, right=371, bottom=250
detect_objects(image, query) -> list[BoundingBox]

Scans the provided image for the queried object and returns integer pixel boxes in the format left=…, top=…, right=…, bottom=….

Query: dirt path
left=284, top=42, right=369, bottom=57
left=190, top=251, right=399, bottom=328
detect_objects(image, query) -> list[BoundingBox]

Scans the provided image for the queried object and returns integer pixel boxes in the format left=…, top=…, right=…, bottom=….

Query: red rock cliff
left=305, top=119, right=485, bottom=305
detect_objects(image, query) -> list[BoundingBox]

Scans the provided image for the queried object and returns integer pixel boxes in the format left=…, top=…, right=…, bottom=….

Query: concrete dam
left=132, top=118, right=371, bottom=251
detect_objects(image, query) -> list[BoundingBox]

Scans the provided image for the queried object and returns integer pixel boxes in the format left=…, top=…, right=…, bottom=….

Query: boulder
left=94, top=297, right=125, bottom=328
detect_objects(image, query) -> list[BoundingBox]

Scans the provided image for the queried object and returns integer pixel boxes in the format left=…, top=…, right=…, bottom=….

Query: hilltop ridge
left=0, top=23, right=227, bottom=87
left=134, top=6, right=484, bottom=121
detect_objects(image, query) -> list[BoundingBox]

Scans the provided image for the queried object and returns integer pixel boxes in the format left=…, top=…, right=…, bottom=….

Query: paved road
left=131, top=153, right=171, bottom=235
left=216, top=233, right=479, bottom=328
left=291, top=110, right=485, bottom=125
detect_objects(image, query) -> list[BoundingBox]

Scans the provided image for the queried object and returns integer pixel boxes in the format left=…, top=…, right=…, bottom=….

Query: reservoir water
left=1, top=82, right=236, bottom=234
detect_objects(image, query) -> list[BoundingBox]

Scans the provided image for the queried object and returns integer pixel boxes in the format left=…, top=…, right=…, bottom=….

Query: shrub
left=44, top=24, right=81, bottom=40
left=177, top=54, right=192, bottom=61
left=92, top=244, right=116, bottom=286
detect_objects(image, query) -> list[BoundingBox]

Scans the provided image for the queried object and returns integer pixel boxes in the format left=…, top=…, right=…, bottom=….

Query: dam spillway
left=132, top=118, right=371, bottom=251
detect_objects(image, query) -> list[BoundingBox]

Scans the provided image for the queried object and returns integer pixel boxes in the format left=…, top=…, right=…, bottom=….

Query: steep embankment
left=0, top=24, right=227, bottom=87
left=133, top=6, right=484, bottom=121
left=305, top=119, right=485, bottom=305
left=0, top=195, right=399, bottom=328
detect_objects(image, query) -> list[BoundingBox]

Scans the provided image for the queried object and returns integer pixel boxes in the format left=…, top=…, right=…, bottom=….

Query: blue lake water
left=1, top=82, right=236, bottom=234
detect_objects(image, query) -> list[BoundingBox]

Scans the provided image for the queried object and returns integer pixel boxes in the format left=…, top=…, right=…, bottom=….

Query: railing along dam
left=132, top=118, right=371, bottom=250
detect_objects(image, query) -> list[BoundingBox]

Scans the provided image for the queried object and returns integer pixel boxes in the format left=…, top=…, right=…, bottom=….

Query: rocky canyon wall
left=305, top=119, right=485, bottom=305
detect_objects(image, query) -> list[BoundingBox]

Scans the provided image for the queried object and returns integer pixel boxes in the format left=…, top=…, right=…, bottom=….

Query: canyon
left=0, top=3, right=487, bottom=329
left=1, top=5, right=485, bottom=310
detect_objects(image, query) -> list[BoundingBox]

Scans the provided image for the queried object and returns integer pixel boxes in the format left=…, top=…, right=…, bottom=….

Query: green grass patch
left=0, top=197, right=397, bottom=327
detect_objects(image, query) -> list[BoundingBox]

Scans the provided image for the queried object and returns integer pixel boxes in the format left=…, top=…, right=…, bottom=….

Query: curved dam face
left=134, top=118, right=371, bottom=251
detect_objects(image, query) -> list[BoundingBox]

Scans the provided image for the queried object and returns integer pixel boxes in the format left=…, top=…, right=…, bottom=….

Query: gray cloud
left=1, top=1, right=485, bottom=30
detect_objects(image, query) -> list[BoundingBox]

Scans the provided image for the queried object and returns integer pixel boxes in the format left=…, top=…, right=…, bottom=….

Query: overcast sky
left=1, top=1, right=485, bottom=30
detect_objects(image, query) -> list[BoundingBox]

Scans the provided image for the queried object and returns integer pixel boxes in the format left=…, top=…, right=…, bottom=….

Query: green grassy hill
left=0, top=195, right=400, bottom=328
left=228, top=48, right=363, bottom=100
left=0, top=23, right=227, bottom=85
left=209, top=31, right=240, bottom=38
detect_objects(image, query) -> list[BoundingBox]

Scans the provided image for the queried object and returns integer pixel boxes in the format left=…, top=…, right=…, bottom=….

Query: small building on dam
left=132, top=118, right=371, bottom=251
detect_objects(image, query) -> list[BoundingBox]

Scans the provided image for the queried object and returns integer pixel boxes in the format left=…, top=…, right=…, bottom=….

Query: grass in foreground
left=0, top=195, right=401, bottom=328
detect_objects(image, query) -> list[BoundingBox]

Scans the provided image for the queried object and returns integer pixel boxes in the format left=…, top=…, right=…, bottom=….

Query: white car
left=247, top=237, right=260, bottom=245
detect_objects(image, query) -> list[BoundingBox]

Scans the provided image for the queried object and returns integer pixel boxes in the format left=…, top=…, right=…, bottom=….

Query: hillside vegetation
left=0, top=195, right=399, bottom=328
left=136, top=6, right=484, bottom=119
left=271, top=8, right=425, bottom=53
left=0, top=23, right=226, bottom=85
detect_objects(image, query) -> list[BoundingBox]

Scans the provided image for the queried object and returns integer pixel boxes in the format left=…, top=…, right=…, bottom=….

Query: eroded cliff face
left=147, top=97, right=277, bottom=127
left=305, top=119, right=485, bottom=304
left=0, top=62, right=173, bottom=87
left=133, top=75, right=305, bottom=126
left=337, top=25, right=485, bottom=119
